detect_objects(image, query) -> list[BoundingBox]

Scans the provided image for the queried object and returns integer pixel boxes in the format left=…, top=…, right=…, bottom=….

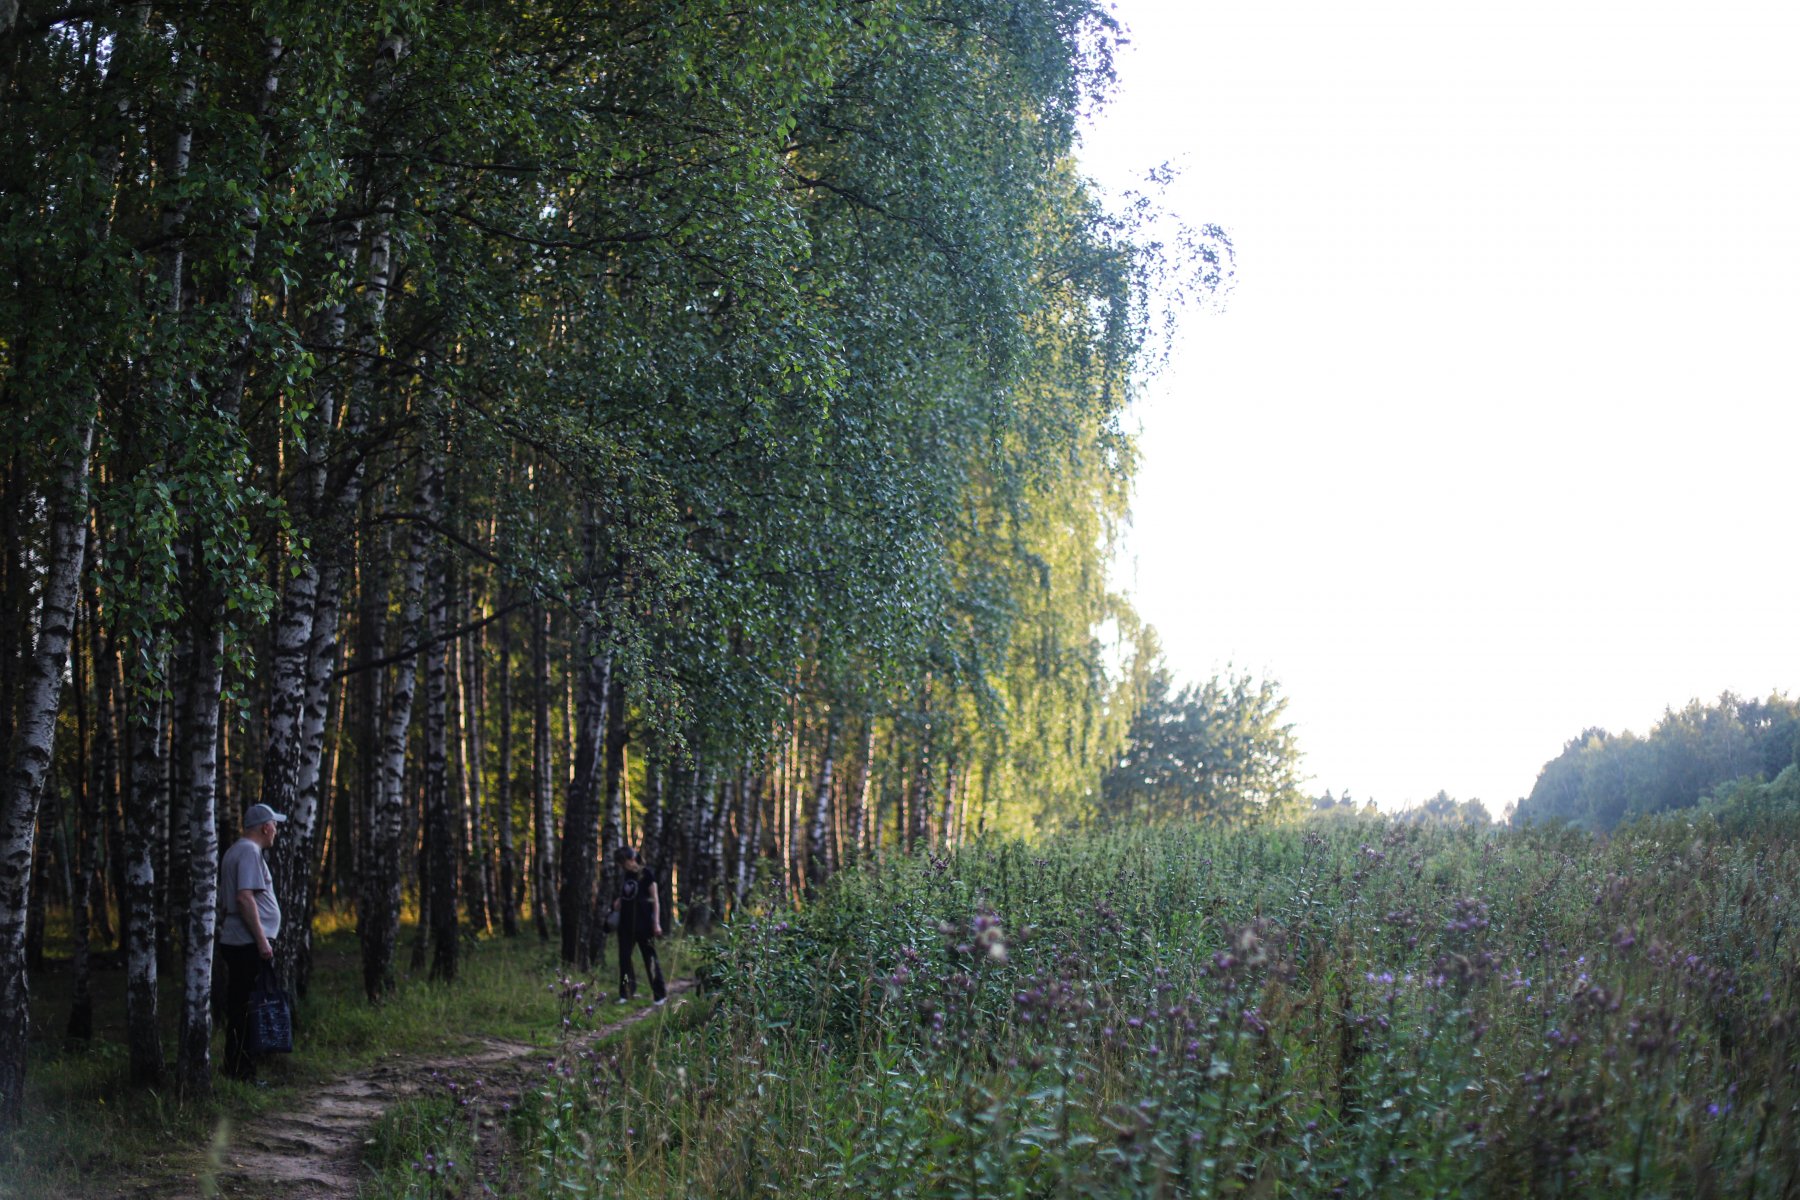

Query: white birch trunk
left=937, top=752, right=959, bottom=853
left=0, top=425, right=94, bottom=1125
left=422, top=467, right=456, bottom=981
left=175, top=622, right=223, bottom=1096
left=587, top=674, right=626, bottom=966
left=732, top=763, right=755, bottom=908
left=494, top=605, right=517, bottom=936
left=531, top=606, right=556, bottom=939
left=848, top=716, right=875, bottom=864
left=123, top=672, right=167, bottom=1086
left=807, top=715, right=838, bottom=888
left=359, top=471, right=430, bottom=999
left=456, top=603, right=489, bottom=933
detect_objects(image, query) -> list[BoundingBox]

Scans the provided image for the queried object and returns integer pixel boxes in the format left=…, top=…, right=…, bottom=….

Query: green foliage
left=1516, top=692, right=1800, bottom=831
left=444, top=815, right=1800, bottom=1198
left=1100, top=667, right=1305, bottom=824
left=0, top=0, right=1181, bottom=800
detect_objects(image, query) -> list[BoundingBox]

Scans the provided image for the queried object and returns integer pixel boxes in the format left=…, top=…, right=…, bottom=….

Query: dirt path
left=128, top=981, right=694, bottom=1200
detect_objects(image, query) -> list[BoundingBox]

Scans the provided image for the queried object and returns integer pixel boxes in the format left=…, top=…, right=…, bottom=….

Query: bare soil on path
left=112, top=980, right=694, bottom=1200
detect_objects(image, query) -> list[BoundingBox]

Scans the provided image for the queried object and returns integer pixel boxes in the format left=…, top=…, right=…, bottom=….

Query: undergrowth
left=0, top=923, right=690, bottom=1198
left=454, top=813, right=1800, bottom=1198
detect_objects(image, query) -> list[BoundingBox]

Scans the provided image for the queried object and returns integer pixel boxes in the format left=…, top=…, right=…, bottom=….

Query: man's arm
left=237, top=889, right=271, bottom=960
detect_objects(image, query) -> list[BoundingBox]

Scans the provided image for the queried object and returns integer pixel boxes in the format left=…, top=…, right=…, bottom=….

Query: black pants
left=220, top=941, right=265, bottom=1080
left=618, top=928, right=666, bottom=1002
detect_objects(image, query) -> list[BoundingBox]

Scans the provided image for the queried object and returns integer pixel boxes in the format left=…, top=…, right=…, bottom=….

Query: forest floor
left=144, top=981, right=695, bottom=1199
left=5, top=924, right=699, bottom=1200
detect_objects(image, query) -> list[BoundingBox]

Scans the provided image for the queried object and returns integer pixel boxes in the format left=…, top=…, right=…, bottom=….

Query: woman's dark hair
left=613, top=845, right=639, bottom=863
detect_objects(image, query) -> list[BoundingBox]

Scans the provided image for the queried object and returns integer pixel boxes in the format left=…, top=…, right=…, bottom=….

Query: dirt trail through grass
left=129, top=980, right=694, bottom=1200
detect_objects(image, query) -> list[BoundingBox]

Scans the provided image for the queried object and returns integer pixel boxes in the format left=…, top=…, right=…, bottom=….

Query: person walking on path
left=610, top=846, right=667, bottom=1005
left=218, top=803, right=285, bottom=1081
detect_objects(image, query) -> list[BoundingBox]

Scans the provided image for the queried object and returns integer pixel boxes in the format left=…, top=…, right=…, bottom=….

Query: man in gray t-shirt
left=218, top=803, right=285, bottom=1081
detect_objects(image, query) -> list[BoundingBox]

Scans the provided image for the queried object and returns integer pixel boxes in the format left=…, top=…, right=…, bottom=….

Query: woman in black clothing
left=611, top=846, right=668, bottom=1004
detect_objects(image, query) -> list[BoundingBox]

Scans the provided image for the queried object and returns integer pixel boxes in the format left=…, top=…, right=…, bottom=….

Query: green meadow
left=372, top=786, right=1800, bottom=1198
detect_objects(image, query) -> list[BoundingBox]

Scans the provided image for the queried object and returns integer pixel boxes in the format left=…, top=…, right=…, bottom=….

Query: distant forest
left=1513, top=692, right=1800, bottom=831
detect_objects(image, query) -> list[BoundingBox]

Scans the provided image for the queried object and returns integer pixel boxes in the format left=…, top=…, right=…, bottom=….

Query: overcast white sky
left=1080, top=0, right=1800, bottom=814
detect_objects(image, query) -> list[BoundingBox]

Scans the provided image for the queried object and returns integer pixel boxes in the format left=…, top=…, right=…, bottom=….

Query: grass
left=0, top=916, right=696, bottom=1199
left=356, top=957, right=706, bottom=1200
left=420, top=809, right=1800, bottom=1199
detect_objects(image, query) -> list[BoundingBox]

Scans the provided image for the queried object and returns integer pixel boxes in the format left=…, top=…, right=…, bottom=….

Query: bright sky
left=1081, top=0, right=1800, bottom=815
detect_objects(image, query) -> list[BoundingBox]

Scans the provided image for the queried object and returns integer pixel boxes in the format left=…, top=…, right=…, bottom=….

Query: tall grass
left=474, top=812, right=1800, bottom=1198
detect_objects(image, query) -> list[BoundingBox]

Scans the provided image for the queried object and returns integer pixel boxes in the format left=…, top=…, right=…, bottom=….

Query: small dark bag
left=248, top=964, right=294, bottom=1055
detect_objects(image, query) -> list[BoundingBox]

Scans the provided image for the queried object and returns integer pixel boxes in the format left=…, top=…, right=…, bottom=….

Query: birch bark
left=494, top=605, right=518, bottom=936
left=558, top=638, right=609, bottom=968
left=122, top=654, right=165, bottom=1086
left=359, top=465, right=431, bottom=1000
left=422, top=467, right=457, bottom=982
left=806, top=714, right=839, bottom=888
left=456, top=598, right=489, bottom=933
left=176, top=616, right=223, bottom=1096
left=0, top=423, right=93, bottom=1124
left=848, top=716, right=875, bottom=865
left=531, top=606, right=556, bottom=939
left=584, top=673, right=627, bottom=968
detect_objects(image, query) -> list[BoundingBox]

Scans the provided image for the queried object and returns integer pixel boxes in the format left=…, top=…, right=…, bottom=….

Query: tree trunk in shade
left=531, top=607, right=556, bottom=941
left=937, top=750, right=959, bottom=852
left=360, top=465, right=431, bottom=1000
left=807, top=713, right=839, bottom=889
left=494, top=602, right=518, bottom=936
left=585, top=673, right=627, bottom=968
left=558, top=635, right=609, bottom=969
left=0, top=422, right=93, bottom=1124
left=122, top=677, right=167, bottom=1088
left=175, top=615, right=223, bottom=1098
left=422, top=515, right=457, bottom=983
left=456, top=597, right=490, bottom=934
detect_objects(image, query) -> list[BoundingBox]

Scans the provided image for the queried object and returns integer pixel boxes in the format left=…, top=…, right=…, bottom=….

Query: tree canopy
left=1099, top=666, right=1305, bottom=824
left=0, top=0, right=1226, bottom=1118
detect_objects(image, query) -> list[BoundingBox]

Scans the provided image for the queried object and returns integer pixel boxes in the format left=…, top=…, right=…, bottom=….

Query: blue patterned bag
left=248, top=964, right=293, bottom=1054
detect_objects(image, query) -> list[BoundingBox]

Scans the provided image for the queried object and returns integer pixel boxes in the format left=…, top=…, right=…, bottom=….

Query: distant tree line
left=1303, top=789, right=1490, bottom=828
left=0, top=0, right=1240, bottom=1122
left=1391, top=790, right=1489, bottom=828
left=1513, top=692, right=1800, bottom=832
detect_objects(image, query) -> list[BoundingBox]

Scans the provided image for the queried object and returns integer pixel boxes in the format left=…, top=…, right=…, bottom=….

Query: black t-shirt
left=618, top=867, right=658, bottom=933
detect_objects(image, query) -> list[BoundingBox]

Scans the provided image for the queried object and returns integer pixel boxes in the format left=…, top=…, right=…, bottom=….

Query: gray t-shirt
left=218, top=837, right=281, bottom=945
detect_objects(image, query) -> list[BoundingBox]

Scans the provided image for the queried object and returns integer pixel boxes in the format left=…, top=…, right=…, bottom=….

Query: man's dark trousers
left=220, top=941, right=264, bottom=1080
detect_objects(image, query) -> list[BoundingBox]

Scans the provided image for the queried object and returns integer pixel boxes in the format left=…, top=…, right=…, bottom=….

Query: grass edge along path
left=195, top=979, right=697, bottom=1199
left=0, top=927, right=698, bottom=1199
